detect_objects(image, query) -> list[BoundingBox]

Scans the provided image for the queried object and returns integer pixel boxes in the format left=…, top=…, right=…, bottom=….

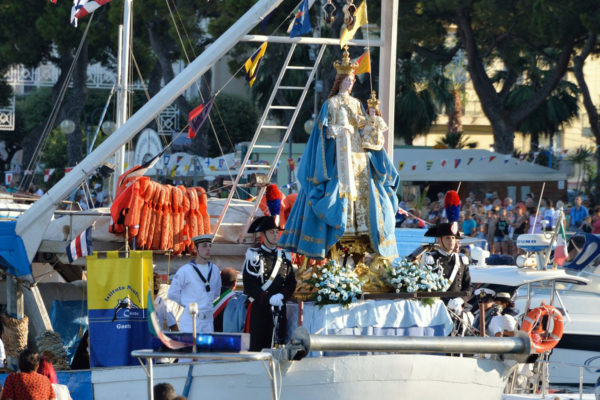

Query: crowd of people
left=398, top=191, right=596, bottom=256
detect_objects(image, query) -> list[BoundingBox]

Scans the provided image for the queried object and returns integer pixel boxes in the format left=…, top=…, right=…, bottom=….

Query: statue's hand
left=338, top=106, right=350, bottom=126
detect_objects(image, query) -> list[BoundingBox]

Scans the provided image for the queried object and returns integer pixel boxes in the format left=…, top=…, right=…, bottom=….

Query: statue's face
left=368, top=108, right=376, bottom=116
left=339, top=74, right=355, bottom=94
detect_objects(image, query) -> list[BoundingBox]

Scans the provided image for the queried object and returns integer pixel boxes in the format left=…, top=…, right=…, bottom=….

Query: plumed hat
left=247, top=216, right=282, bottom=233
left=444, top=190, right=461, bottom=223
left=423, top=221, right=463, bottom=238
left=266, top=184, right=282, bottom=226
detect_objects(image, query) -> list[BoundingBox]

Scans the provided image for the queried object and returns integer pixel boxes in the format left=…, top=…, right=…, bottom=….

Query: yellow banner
left=87, top=251, right=153, bottom=311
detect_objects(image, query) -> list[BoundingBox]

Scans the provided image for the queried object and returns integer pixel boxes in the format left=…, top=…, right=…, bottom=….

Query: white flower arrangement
left=385, top=257, right=449, bottom=294
left=307, top=260, right=363, bottom=307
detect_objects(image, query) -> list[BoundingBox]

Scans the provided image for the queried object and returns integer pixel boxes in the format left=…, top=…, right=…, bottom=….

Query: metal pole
left=478, top=302, right=486, bottom=337
left=270, top=359, right=279, bottom=400
left=147, top=356, right=154, bottom=400
left=292, top=327, right=531, bottom=355
left=113, top=0, right=133, bottom=197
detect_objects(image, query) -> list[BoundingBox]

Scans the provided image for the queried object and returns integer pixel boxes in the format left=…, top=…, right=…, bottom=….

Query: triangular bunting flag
left=188, top=96, right=216, bottom=139
left=244, top=42, right=268, bottom=87
left=354, top=50, right=371, bottom=75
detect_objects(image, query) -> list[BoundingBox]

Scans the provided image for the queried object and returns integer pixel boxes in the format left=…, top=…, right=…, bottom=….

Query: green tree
left=572, top=7, right=600, bottom=201
left=398, top=0, right=595, bottom=154
left=189, top=93, right=259, bottom=157
left=435, top=132, right=477, bottom=149
left=395, top=55, right=452, bottom=145
left=505, top=78, right=579, bottom=151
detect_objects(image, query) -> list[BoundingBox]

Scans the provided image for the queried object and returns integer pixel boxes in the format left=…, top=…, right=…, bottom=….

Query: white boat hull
left=92, top=354, right=510, bottom=399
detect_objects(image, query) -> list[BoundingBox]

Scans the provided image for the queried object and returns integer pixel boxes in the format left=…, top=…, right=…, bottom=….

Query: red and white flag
left=4, top=172, right=14, bottom=186
left=44, top=169, right=55, bottom=182
left=65, top=167, right=74, bottom=174
left=71, top=0, right=112, bottom=26
left=66, top=226, right=93, bottom=263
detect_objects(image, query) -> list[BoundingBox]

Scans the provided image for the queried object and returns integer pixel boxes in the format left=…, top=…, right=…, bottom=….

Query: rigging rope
left=19, top=14, right=95, bottom=192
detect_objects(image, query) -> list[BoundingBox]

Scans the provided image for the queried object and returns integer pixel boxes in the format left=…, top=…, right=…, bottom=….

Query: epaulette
left=421, top=253, right=435, bottom=266
left=244, top=247, right=261, bottom=267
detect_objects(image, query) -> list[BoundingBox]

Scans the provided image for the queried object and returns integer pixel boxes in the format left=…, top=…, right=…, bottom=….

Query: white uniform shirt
left=154, top=295, right=177, bottom=330
left=489, top=314, right=517, bottom=336
left=0, top=338, right=5, bottom=366
left=168, top=261, right=221, bottom=332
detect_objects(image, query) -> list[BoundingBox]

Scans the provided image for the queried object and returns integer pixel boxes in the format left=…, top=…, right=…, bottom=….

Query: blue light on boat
left=195, top=333, right=250, bottom=352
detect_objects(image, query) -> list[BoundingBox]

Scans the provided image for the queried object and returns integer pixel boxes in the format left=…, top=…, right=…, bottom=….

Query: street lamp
left=101, top=120, right=116, bottom=135
left=60, top=119, right=76, bottom=135
left=304, top=116, right=315, bottom=135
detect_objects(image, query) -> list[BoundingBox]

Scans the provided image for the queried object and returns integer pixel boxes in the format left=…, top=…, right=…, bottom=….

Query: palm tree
left=505, top=73, right=579, bottom=151
left=394, top=56, right=452, bottom=145
left=435, top=132, right=478, bottom=149
left=569, top=147, right=595, bottom=194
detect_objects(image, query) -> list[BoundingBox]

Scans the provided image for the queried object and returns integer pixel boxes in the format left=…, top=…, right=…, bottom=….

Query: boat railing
left=507, top=357, right=599, bottom=398
left=130, top=349, right=279, bottom=400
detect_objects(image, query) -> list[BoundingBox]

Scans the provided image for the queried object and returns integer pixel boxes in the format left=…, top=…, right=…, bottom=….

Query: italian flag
left=554, top=221, right=567, bottom=266
left=212, top=289, right=235, bottom=318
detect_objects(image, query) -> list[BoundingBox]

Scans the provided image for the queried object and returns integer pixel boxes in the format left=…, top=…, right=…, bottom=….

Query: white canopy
left=470, top=265, right=588, bottom=287
left=393, top=149, right=566, bottom=182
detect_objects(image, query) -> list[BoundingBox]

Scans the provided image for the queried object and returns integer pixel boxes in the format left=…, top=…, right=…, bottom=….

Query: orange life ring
left=520, top=303, right=564, bottom=353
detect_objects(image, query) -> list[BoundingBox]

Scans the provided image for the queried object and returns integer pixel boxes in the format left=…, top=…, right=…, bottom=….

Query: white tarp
left=393, top=148, right=566, bottom=182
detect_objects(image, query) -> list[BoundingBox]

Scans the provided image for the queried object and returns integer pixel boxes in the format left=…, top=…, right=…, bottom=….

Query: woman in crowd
left=37, top=357, right=72, bottom=400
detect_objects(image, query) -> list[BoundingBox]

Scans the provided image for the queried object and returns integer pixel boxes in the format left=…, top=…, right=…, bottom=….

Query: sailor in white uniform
left=168, top=234, right=221, bottom=332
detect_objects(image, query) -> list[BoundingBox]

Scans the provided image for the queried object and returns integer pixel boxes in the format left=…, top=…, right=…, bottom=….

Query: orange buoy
left=520, top=303, right=564, bottom=353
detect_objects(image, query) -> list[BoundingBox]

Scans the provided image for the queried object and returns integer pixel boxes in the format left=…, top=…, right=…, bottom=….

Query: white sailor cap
left=474, top=287, right=496, bottom=299
left=495, top=292, right=512, bottom=301
left=192, top=234, right=214, bottom=244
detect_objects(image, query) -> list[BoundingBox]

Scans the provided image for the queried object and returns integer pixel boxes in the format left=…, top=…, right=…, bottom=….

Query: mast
left=13, top=0, right=285, bottom=265
left=113, top=0, right=133, bottom=196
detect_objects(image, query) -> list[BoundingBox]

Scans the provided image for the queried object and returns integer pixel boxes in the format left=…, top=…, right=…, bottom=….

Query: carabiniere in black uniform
left=243, top=216, right=297, bottom=352
left=426, top=248, right=471, bottom=293
left=423, top=221, right=471, bottom=295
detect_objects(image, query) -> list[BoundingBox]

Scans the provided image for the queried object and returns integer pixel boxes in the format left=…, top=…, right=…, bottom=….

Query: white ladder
left=214, top=42, right=326, bottom=242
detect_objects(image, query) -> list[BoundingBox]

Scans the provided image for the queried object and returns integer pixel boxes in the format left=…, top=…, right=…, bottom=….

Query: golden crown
left=367, top=90, right=380, bottom=109
left=334, top=46, right=359, bottom=75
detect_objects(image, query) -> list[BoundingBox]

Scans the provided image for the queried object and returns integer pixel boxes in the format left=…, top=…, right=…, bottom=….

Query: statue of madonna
left=279, top=46, right=399, bottom=261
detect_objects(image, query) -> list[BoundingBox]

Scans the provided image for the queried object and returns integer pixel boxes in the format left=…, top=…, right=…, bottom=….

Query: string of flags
left=395, top=150, right=580, bottom=172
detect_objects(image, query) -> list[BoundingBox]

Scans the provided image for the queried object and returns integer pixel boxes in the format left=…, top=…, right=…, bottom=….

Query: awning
left=393, top=149, right=567, bottom=182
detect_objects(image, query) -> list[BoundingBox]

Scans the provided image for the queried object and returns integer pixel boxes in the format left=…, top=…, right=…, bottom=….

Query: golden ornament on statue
left=334, top=46, right=359, bottom=75
left=367, top=90, right=380, bottom=110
